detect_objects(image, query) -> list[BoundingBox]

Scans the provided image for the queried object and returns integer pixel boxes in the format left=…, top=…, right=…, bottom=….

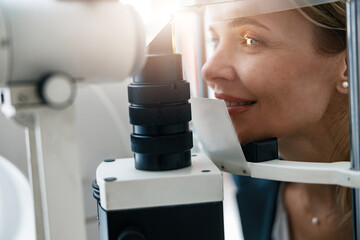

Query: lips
left=215, top=93, right=257, bottom=115
left=224, top=101, right=255, bottom=107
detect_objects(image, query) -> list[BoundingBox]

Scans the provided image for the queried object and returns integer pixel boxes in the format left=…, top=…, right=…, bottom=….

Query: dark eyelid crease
left=208, top=27, right=220, bottom=42
left=209, top=26, right=218, bottom=36
left=243, top=33, right=263, bottom=43
left=228, top=18, right=270, bottom=31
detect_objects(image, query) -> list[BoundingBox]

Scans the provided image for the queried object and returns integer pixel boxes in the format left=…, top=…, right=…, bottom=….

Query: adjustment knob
left=39, top=73, right=76, bottom=108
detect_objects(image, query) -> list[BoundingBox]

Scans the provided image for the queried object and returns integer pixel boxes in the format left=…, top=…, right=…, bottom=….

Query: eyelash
left=241, top=33, right=262, bottom=47
left=209, top=32, right=264, bottom=52
left=210, top=36, right=219, bottom=50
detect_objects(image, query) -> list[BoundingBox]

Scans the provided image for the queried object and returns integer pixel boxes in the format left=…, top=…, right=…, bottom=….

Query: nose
left=201, top=46, right=238, bottom=86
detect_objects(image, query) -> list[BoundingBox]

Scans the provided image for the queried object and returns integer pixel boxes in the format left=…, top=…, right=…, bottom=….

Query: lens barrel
left=128, top=54, right=193, bottom=171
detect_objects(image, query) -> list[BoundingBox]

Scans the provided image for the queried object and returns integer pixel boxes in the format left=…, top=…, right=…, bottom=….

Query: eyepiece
left=128, top=54, right=193, bottom=171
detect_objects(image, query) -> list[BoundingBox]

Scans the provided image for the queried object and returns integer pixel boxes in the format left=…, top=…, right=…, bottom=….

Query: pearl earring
left=312, top=217, right=319, bottom=225
left=342, top=81, right=349, bottom=88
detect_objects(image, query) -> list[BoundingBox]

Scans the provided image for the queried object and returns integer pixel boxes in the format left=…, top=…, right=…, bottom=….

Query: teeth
left=225, top=100, right=254, bottom=107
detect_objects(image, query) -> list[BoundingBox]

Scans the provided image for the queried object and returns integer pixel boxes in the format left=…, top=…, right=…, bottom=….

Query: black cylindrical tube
left=128, top=54, right=193, bottom=171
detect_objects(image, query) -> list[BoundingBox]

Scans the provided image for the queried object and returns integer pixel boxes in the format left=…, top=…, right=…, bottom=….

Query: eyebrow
left=227, top=18, right=270, bottom=30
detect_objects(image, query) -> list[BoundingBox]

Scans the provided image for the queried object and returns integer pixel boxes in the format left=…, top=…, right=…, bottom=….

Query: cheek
left=239, top=51, right=334, bottom=100
left=236, top=53, right=336, bottom=133
left=234, top=56, right=288, bottom=102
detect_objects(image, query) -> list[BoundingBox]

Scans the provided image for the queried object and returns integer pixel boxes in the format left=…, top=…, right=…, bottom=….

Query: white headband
left=204, top=0, right=339, bottom=20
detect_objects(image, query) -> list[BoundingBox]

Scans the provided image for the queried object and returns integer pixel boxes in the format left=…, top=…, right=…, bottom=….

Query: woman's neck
left=279, top=93, right=352, bottom=239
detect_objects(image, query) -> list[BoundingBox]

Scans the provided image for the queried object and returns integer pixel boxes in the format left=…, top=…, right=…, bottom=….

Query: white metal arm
left=1, top=103, right=87, bottom=240
left=190, top=97, right=360, bottom=188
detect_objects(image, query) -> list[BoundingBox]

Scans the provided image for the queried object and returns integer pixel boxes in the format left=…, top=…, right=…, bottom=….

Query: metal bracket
left=190, top=97, right=360, bottom=189
left=0, top=82, right=85, bottom=240
left=0, top=84, right=43, bottom=118
left=0, top=83, right=43, bottom=116
left=0, top=76, right=76, bottom=118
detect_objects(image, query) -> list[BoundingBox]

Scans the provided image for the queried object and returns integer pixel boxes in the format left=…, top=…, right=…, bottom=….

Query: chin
left=236, top=133, right=253, bottom=146
left=237, top=130, right=275, bottom=146
left=231, top=120, right=262, bottom=145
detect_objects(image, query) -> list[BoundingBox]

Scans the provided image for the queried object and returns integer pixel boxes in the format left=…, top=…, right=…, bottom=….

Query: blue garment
left=233, top=175, right=280, bottom=240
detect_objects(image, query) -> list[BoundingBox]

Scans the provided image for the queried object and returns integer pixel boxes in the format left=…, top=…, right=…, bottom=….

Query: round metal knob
left=39, top=73, right=76, bottom=108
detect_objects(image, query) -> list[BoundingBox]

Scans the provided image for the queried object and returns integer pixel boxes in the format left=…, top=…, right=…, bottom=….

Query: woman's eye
left=210, top=37, right=219, bottom=49
left=242, top=34, right=262, bottom=48
left=245, top=37, right=257, bottom=46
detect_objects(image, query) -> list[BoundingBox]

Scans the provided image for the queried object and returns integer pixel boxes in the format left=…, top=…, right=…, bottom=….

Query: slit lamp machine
left=1, top=0, right=360, bottom=239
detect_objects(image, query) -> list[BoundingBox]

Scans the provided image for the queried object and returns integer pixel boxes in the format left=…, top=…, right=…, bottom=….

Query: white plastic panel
left=205, top=0, right=338, bottom=20
left=179, top=0, right=338, bottom=20
left=190, top=97, right=250, bottom=175
left=181, top=0, right=336, bottom=7
left=96, top=153, right=223, bottom=211
left=249, top=160, right=360, bottom=188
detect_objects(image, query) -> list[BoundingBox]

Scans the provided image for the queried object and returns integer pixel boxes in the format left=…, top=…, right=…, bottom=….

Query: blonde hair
left=299, top=2, right=346, bottom=55
left=299, top=1, right=351, bottom=225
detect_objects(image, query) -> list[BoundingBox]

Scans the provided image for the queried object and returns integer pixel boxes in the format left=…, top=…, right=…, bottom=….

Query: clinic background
left=0, top=0, right=242, bottom=239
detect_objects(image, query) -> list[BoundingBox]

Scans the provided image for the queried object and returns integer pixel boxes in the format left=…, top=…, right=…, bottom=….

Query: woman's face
left=202, top=10, right=344, bottom=144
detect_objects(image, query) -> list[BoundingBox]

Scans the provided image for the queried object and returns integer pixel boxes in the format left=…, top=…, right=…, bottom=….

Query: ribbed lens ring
left=129, top=103, right=191, bottom=126
left=128, top=54, right=193, bottom=171
left=131, top=132, right=193, bottom=154
left=134, top=150, right=191, bottom=171
left=128, top=81, right=190, bottom=105
left=133, top=124, right=189, bottom=136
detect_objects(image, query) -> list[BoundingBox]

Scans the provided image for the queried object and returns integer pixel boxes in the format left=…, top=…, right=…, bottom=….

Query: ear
left=335, top=51, right=348, bottom=95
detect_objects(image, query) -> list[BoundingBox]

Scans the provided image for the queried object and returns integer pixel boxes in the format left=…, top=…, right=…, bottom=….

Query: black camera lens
left=128, top=54, right=193, bottom=171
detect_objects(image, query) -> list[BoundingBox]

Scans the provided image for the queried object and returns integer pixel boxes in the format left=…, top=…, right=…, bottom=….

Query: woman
left=201, top=1, right=352, bottom=239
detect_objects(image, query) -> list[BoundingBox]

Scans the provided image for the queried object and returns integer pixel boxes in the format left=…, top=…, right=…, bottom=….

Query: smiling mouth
left=215, top=93, right=257, bottom=106
left=214, top=93, right=257, bottom=115
left=224, top=100, right=256, bottom=107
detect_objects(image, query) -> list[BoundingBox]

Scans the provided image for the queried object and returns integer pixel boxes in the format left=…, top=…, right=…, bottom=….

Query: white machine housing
left=0, top=0, right=146, bottom=86
left=96, top=153, right=223, bottom=211
left=96, top=153, right=225, bottom=239
left=0, top=1, right=147, bottom=239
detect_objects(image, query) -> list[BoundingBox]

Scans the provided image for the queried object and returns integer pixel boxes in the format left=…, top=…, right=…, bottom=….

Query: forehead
left=208, top=10, right=310, bottom=34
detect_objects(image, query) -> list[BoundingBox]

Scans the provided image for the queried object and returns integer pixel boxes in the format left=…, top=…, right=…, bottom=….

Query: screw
left=18, top=93, right=28, bottom=102
left=104, top=177, right=117, bottom=182
left=347, top=177, right=351, bottom=181
left=243, top=170, right=247, bottom=174
left=221, top=165, right=225, bottom=170
left=104, top=159, right=115, bottom=163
